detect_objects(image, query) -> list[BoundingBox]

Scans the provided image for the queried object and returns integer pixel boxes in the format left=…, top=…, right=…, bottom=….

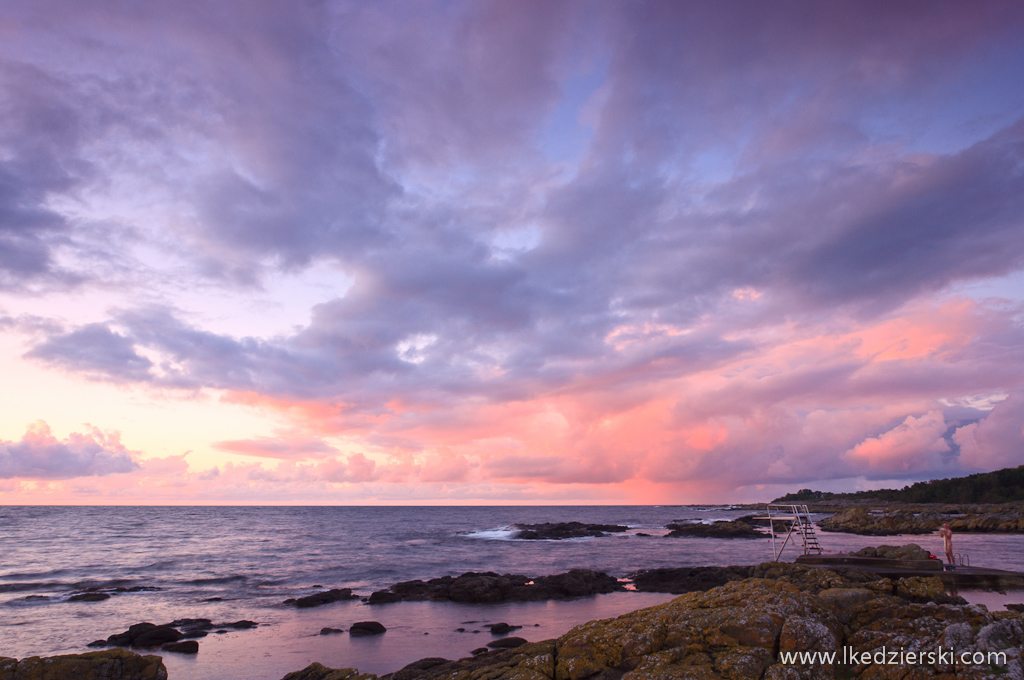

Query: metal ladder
left=766, top=504, right=823, bottom=560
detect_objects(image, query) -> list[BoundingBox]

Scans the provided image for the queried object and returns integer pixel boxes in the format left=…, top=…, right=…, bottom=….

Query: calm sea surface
left=2, top=506, right=1023, bottom=679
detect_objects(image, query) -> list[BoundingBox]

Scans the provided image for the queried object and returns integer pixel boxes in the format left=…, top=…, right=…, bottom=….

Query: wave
left=459, top=526, right=518, bottom=541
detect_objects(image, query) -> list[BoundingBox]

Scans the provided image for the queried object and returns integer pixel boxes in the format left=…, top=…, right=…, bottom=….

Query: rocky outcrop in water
left=664, top=520, right=767, bottom=538
left=0, top=648, right=167, bottom=680
left=511, top=522, right=629, bottom=540
left=286, top=563, right=1019, bottom=680
left=367, top=569, right=623, bottom=604
left=87, top=618, right=259, bottom=652
left=285, top=588, right=359, bottom=608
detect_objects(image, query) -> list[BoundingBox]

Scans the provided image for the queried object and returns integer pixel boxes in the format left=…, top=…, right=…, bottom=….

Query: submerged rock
left=0, top=648, right=167, bottom=680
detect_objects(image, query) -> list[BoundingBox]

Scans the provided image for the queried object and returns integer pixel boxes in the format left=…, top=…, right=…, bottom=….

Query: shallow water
left=1, top=506, right=1022, bottom=679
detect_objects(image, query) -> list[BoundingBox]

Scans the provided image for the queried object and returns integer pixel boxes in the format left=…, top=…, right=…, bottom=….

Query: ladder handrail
left=767, top=504, right=823, bottom=560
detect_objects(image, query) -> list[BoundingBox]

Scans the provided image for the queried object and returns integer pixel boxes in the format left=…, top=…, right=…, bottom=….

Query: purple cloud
left=0, top=421, right=139, bottom=479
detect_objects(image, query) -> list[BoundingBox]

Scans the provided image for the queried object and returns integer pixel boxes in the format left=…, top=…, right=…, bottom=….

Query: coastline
left=9, top=562, right=1024, bottom=680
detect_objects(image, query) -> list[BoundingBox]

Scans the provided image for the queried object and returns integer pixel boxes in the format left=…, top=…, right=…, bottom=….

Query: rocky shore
left=14, top=555, right=1019, bottom=680
left=818, top=506, right=1024, bottom=535
left=290, top=564, right=1016, bottom=680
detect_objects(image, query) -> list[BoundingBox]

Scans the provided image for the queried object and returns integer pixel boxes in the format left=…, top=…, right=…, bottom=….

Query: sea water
left=2, top=506, right=1022, bottom=679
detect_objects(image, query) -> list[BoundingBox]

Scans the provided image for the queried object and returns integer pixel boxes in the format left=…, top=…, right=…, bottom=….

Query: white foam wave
left=460, top=527, right=518, bottom=541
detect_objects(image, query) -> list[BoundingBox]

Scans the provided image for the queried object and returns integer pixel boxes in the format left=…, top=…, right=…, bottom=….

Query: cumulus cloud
left=844, top=411, right=951, bottom=474
left=954, top=391, right=1024, bottom=470
left=0, top=421, right=140, bottom=479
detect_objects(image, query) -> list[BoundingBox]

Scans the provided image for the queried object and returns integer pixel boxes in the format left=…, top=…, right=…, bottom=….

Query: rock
left=286, top=589, right=358, bottom=608
left=349, top=621, right=386, bottom=636
left=529, top=569, right=622, bottom=599
left=320, top=627, right=345, bottom=635
left=367, top=590, right=403, bottom=604
left=132, top=626, right=183, bottom=647
left=511, top=521, right=629, bottom=540
left=851, top=543, right=932, bottom=560
left=160, top=640, right=199, bottom=654
left=487, top=622, right=521, bottom=634
left=630, top=565, right=753, bottom=593
left=68, top=592, right=111, bottom=602
left=816, top=587, right=876, bottom=623
left=281, top=663, right=377, bottom=680
left=388, top=657, right=451, bottom=680
left=486, top=637, right=528, bottom=649
left=0, top=648, right=167, bottom=679
left=470, top=647, right=488, bottom=655
left=224, top=620, right=258, bottom=629
left=1007, top=603, right=1024, bottom=612
left=367, top=569, right=623, bottom=604
left=664, top=520, right=767, bottom=538
left=86, top=640, right=108, bottom=648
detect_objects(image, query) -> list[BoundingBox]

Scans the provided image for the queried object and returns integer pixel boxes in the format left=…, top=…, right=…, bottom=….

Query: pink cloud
left=843, top=410, right=950, bottom=473
left=0, top=421, right=139, bottom=479
left=954, top=391, right=1024, bottom=471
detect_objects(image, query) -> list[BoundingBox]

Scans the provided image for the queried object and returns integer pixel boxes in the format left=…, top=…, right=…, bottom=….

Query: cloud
left=954, top=391, right=1024, bottom=471
left=214, top=435, right=341, bottom=461
left=24, top=323, right=153, bottom=381
left=0, top=421, right=140, bottom=479
left=843, top=410, right=951, bottom=474
left=3, top=1, right=1024, bottom=501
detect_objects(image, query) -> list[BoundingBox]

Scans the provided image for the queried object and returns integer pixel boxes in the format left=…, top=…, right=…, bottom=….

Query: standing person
left=939, top=523, right=954, bottom=565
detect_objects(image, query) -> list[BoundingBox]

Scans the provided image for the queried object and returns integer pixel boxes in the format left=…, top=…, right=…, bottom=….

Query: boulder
left=132, top=626, right=183, bottom=647
left=349, top=621, right=386, bottom=636
left=320, top=627, right=345, bottom=635
left=0, top=648, right=167, bottom=680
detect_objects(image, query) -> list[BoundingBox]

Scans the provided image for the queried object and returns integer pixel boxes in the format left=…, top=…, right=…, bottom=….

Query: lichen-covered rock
left=0, top=648, right=166, bottom=680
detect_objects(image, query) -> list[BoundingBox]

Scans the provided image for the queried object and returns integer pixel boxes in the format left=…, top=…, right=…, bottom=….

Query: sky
left=1, top=1, right=1023, bottom=505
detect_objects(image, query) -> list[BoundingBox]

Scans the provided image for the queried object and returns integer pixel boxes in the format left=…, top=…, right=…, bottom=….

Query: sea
left=2, top=505, right=1023, bottom=680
